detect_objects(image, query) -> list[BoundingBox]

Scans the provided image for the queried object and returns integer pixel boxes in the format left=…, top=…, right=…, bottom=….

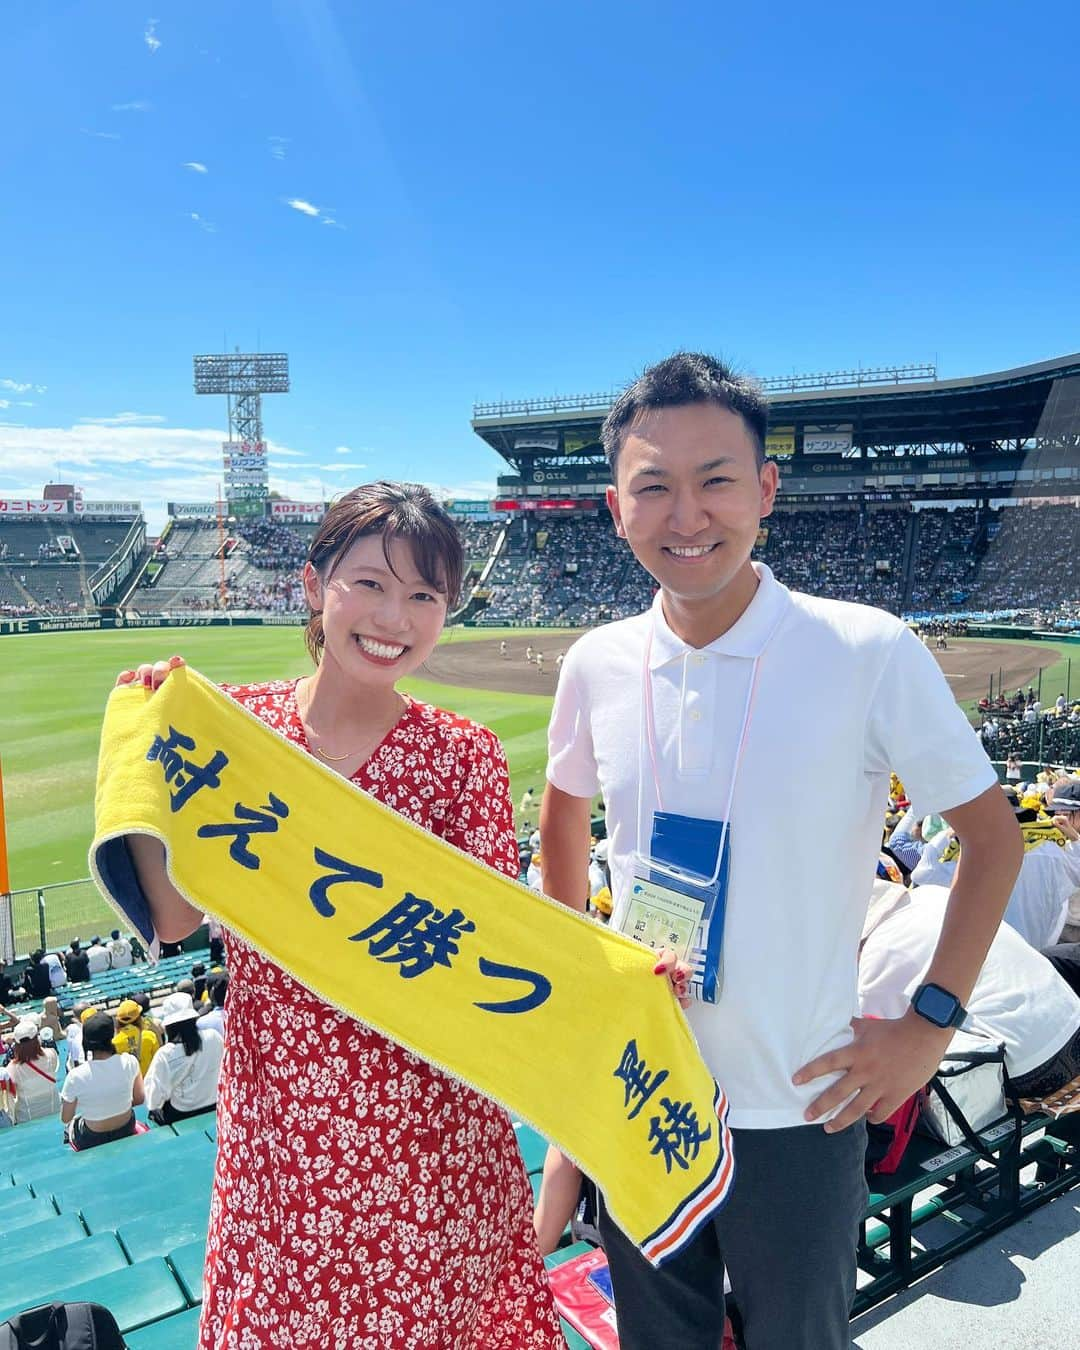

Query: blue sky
left=2, top=1, right=1078, bottom=531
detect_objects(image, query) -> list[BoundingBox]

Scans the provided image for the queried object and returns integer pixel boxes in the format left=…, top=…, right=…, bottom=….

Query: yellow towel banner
left=89, top=668, right=733, bottom=1265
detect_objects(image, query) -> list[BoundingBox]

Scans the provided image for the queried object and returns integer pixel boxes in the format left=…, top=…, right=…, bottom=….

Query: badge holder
left=624, top=811, right=729, bottom=1003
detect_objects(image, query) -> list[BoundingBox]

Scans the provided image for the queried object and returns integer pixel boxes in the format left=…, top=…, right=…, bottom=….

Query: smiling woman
left=109, top=479, right=565, bottom=1349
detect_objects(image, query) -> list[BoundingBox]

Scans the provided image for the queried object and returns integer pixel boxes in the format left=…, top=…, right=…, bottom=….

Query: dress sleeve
left=442, top=726, right=520, bottom=881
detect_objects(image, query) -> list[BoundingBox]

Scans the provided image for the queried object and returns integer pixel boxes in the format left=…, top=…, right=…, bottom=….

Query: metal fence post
left=37, top=888, right=47, bottom=951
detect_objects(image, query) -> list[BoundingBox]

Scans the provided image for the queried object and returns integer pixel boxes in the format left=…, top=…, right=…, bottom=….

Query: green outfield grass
left=1, top=625, right=559, bottom=896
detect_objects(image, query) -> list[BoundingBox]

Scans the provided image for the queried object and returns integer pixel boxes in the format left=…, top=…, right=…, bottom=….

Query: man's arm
left=796, top=781, right=1022, bottom=1130
left=538, top=784, right=592, bottom=913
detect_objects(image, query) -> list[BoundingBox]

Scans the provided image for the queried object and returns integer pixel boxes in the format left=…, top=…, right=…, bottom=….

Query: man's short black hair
left=602, top=352, right=769, bottom=474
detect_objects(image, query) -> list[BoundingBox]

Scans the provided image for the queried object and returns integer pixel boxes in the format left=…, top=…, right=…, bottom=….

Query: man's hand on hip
left=793, top=1012, right=952, bottom=1132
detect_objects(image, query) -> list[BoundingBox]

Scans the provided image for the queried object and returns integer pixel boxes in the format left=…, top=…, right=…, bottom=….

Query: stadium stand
left=0, top=517, right=136, bottom=617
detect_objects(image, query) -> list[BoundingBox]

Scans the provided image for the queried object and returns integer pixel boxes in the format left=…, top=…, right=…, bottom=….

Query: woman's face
left=304, top=532, right=448, bottom=691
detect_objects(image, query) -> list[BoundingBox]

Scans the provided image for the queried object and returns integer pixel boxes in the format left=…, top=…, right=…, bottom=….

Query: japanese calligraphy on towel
left=89, top=667, right=733, bottom=1265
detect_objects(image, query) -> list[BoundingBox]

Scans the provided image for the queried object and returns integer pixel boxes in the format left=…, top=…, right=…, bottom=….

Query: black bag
left=0, top=1303, right=126, bottom=1350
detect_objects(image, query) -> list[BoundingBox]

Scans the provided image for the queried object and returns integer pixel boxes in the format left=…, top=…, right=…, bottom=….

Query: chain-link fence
left=6, top=878, right=120, bottom=959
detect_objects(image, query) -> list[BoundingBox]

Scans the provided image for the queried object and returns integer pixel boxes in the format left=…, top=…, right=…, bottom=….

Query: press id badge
left=618, top=811, right=730, bottom=1003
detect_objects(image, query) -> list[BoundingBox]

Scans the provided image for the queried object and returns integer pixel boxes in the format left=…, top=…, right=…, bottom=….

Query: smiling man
left=539, top=352, right=1022, bottom=1350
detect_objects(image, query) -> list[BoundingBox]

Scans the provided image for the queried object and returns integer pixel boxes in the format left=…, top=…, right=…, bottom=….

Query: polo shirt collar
left=648, top=562, right=792, bottom=668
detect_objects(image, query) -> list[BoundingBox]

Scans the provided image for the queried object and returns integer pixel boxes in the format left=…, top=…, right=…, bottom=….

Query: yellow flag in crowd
left=89, top=668, right=733, bottom=1265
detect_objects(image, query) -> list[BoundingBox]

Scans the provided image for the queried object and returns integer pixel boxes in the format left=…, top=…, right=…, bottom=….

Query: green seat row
left=125, top=1305, right=202, bottom=1350
left=2, top=1231, right=127, bottom=1305
left=0, top=1258, right=188, bottom=1334
left=2, top=1211, right=87, bottom=1266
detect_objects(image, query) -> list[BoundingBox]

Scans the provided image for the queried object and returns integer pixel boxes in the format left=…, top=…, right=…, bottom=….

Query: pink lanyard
left=637, top=610, right=781, bottom=888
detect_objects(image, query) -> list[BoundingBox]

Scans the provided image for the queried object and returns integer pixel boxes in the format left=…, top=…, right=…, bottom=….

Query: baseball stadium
left=3, top=349, right=1080, bottom=1345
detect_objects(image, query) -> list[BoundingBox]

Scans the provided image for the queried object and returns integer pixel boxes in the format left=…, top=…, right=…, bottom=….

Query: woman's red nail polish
left=653, top=962, right=666, bottom=975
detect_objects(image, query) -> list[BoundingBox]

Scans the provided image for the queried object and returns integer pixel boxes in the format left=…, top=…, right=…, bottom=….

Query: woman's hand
left=652, top=948, right=693, bottom=1010
left=115, top=655, right=185, bottom=691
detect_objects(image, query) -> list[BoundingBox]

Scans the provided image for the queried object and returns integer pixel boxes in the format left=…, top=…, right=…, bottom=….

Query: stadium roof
left=472, top=352, right=1080, bottom=467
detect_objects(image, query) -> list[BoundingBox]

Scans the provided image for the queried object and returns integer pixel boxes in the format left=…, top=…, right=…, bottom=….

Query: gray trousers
left=598, top=1121, right=868, bottom=1350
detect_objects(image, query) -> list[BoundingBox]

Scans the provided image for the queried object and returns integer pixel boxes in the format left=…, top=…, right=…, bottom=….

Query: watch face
left=918, top=984, right=959, bottom=1026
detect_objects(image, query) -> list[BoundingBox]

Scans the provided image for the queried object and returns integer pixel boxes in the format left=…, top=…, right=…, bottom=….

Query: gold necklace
left=301, top=686, right=405, bottom=763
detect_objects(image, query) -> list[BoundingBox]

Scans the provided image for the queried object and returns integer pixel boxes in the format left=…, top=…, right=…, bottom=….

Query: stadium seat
left=0, top=1258, right=188, bottom=1335
left=18, top=1128, right=213, bottom=1191
left=51, top=1155, right=215, bottom=1217
left=1, top=1231, right=128, bottom=1307
left=167, top=1114, right=216, bottom=1141
left=512, top=1120, right=547, bottom=1175
left=0, top=1196, right=59, bottom=1234
left=116, top=1199, right=212, bottom=1262
left=125, top=1305, right=203, bottom=1350
left=2, top=1211, right=88, bottom=1265
left=167, top=1238, right=206, bottom=1304
left=544, top=1241, right=595, bottom=1272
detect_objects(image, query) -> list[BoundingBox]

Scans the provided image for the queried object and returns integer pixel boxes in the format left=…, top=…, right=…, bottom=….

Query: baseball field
left=2, top=624, right=1076, bottom=943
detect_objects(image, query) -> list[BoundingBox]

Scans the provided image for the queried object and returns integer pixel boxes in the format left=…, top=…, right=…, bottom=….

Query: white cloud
left=0, top=400, right=8, bottom=410
left=321, top=218, right=346, bottom=230
left=1, top=379, right=33, bottom=394
left=183, top=161, right=208, bottom=174
left=334, top=446, right=352, bottom=454
left=314, top=462, right=367, bottom=472
left=144, top=19, right=160, bottom=54
left=188, top=212, right=217, bottom=234
left=285, top=198, right=321, bottom=217
left=113, top=101, right=151, bottom=112
left=268, top=137, right=290, bottom=161
left=0, top=422, right=309, bottom=532
left=78, top=412, right=167, bottom=427
left=80, top=128, right=120, bottom=141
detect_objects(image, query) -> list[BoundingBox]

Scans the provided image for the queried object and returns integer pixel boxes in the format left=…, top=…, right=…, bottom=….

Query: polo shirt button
left=689, top=709, right=702, bottom=721
left=692, top=654, right=707, bottom=666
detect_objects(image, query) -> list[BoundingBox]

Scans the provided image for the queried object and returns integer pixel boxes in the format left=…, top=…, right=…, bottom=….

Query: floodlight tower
left=193, top=351, right=290, bottom=522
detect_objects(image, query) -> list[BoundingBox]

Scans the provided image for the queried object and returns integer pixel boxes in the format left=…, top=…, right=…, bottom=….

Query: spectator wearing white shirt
left=2, top=1020, right=60, bottom=1122
left=144, top=993, right=224, bottom=1125
left=860, top=881, right=1080, bottom=1096
left=197, top=974, right=228, bottom=1038
left=64, top=1003, right=92, bottom=1070
left=107, top=929, right=133, bottom=969
left=43, top=951, right=67, bottom=989
left=59, top=1013, right=144, bottom=1149
left=85, top=937, right=111, bottom=975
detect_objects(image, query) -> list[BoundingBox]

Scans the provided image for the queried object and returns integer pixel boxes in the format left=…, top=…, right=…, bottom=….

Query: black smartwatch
left=910, top=982, right=967, bottom=1030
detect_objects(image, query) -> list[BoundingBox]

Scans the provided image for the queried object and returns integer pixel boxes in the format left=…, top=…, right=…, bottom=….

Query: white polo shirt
left=547, top=563, right=997, bottom=1128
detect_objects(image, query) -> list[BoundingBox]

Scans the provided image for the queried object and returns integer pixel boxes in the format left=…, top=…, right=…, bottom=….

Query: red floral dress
left=198, top=680, right=565, bottom=1350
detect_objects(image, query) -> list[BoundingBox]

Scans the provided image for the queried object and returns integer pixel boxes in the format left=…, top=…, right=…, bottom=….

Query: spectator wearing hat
left=1, top=1020, right=60, bottom=1123
left=85, top=937, right=111, bottom=976
left=144, top=993, right=224, bottom=1126
left=65, top=941, right=91, bottom=984
left=112, top=1000, right=159, bottom=1075
left=59, top=1012, right=144, bottom=1149
left=107, top=929, right=133, bottom=969
left=999, top=783, right=1080, bottom=948
left=131, top=992, right=164, bottom=1048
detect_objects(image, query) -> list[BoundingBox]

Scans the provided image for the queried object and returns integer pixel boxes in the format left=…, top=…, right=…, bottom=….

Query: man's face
left=606, top=402, right=778, bottom=605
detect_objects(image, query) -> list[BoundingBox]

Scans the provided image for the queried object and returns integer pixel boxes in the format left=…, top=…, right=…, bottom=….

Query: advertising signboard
left=0, top=499, right=69, bottom=514
left=804, top=428, right=853, bottom=454
left=765, top=428, right=795, bottom=458
left=81, top=501, right=141, bottom=515
left=270, top=502, right=325, bottom=522
left=168, top=502, right=219, bottom=519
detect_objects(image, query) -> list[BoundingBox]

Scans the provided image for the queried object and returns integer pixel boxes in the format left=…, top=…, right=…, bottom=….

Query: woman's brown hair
left=304, top=481, right=464, bottom=665
left=13, top=1035, right=43, bottom=1065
